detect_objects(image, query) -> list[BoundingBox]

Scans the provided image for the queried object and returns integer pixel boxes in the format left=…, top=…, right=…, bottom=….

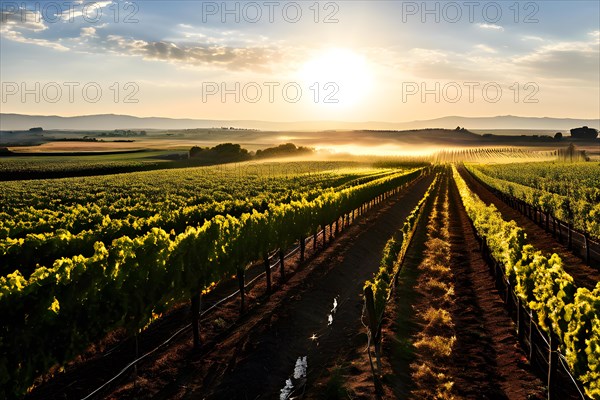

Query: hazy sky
left=1, top=0, right=599, bottom=122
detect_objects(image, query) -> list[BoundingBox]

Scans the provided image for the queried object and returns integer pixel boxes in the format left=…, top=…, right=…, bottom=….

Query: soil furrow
left=447, top=172, right=545, bottom=399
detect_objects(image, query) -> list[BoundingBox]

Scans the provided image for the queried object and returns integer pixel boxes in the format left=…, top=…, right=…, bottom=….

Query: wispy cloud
left=512, top=31, right=599, bottom=81
left=0, top=9, right=69, bottom=51
left=0, top=7, right=286, bottom=71
left=474, top=44, right=497, bottom=54
left=393, top=30, right=599, bottom=85
left=104, top=34, right=284, bottom=71
left=0, top=9, right=47, bottom=32
left=521, top=35, right=545, bottom=42
left=80, top=26, right=98, bottom=38
left=62, top=1, right=114, bottom=20
left=477, top=23, right=504, bottom=32
left=0, top=29, right=69, bottom=51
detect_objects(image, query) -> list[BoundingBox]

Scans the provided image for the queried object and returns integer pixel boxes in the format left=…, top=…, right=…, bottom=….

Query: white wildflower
left=280, top=379, right=294, bottom=400
left=293, top=356, right=308, bottom=380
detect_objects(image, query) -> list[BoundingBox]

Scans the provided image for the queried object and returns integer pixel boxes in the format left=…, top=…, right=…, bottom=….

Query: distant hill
left=0, top=113, right=598, bottom=132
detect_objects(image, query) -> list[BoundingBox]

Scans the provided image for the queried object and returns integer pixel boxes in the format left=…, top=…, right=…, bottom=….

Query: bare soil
left=446, top=172, right=545, bottom=399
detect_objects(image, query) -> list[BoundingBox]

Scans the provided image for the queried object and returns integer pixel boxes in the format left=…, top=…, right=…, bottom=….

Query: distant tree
left=189, top=146, right=203, bottom=158
left=570, top=126, right=598, bottom=139
left=213, top=143, right=248, bottom=156
left=189, top=143, right=250, bottom=162
left=255, top=143, right=314, bottom=159
left=554, top=132, right=563, bottom=141
left=455, top=126, right=461, bottom=131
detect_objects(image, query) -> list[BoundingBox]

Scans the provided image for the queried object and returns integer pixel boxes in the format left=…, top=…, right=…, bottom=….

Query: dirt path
left=459, top=166, right=600, bottom=290
left=378, top=177, right=438, bottom=399
left=182, top=174, right=436, bottom=399
left=308, top=169, right=441, bottom=400
left=447, top=172, right=545, bottom=399
left=352, top=171, right=546, bottom=399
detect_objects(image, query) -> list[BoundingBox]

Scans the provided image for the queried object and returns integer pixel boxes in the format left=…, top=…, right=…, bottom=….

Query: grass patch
left=420, top=307, right=454, bottom=335
left=411, top=362, right=456, bottom=400
left=419, top=278, right=455, bottom=304
left=414, top=335, right=456, bottom=359
left=418, top=261, right=452, bottom=280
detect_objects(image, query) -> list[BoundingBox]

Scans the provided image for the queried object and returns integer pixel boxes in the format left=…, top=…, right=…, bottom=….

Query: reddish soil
left=446, top=172, right=545, bottom=399
left=310, top=172, right=443, bottom=400
left=27, top=175, right=434, bottom=400
left=459, top=166, right=600, bottom=290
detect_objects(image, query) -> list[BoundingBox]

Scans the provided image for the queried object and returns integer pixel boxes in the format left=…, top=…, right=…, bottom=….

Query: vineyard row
left=464, top=168, right=599, bottom=267
left=0, top=168, right=426, bottom=398
left=453, top=165, right=600, bottom=399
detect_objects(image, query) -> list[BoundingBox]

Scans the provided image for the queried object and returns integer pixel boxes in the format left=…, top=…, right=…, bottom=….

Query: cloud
left=80, top=26, right=97, bottom=38
left=477, top=23, right=504, bottom=32
left=63, top=1, right=114, bottom=20
left=0, top=7, right=283, bottom=72
left=0, top=8, right=69, bottom=51
left=512, top=31, right=600, bottom=81
left=0, top=9, right=47, bottom=32
left=104, top=35, right=283, bottom=71
left=399, top=48, right=500, bottom=81
left=173, top=25, right=271, bottom=48
left=521, top=35, right=544, bottom=42
left=0, top=28, right=69, bottom=51
left=474, top=44, right=497, bottom=54
left=395, top=29, right=599, bottom=86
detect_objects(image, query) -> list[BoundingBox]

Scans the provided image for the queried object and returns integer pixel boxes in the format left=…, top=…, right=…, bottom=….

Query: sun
left=299, top=48, right=373, bottom=107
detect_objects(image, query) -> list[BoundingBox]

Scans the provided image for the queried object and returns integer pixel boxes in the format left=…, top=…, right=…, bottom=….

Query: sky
left=1, top=0, right=599, bottom=122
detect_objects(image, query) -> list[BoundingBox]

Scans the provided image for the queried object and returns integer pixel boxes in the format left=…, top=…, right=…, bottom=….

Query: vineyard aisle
left=458, top=166, right=600, bottom=290
left=95, top=174, right=436, bottom=399
left=354, top=172, right=546, bottom=399
left=446, top=173, right=545, bottom=398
